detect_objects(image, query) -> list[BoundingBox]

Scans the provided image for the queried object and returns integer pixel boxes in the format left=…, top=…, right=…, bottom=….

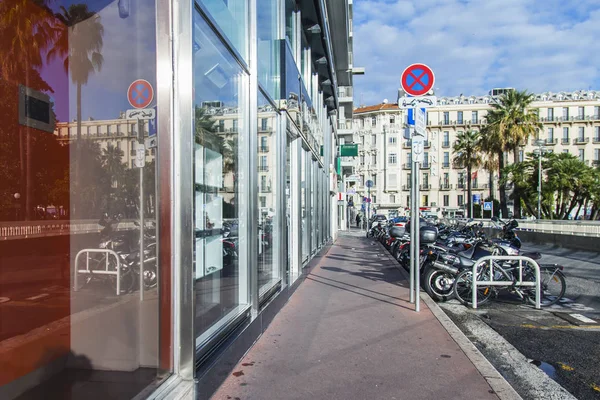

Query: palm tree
left=47, top=4, right=104, bottom=141
left=482, top=90, right=541, bottom=218
left=453, top=130, right=482, bottom=218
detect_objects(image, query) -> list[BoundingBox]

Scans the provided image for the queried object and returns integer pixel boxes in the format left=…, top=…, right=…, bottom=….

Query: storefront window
left=257, top=92, right=279, bottom=294
left=192, top=11, right=249, bottom=347
left=257, top=0, right=279, bottom=100
left=197, top=0, right=248, bottom=61
left=301, top=150, right=309, bottom=261
left=311, top=159, right=317, bottom=253
left=0, top=1, right=168, bottom=398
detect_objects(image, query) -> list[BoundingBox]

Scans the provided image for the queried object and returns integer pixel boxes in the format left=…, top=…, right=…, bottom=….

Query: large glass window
left=193, top=12, right=249, bottom=346
left=0, top=1, right=167, bottom=398
left=257, top=0, right=279, bottom=98
left=257, top=92, right=279, bottom=293
left=198, top=0, right=248, bottom=60
left=301, top=150, right=309, bottom=261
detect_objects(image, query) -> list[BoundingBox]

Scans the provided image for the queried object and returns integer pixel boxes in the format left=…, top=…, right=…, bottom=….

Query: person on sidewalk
left=356, top=213, right=361, bottom=228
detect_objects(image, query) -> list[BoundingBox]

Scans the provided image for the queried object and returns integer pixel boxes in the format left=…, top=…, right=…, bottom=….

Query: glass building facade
left=0, top=0, right=353, bottom=399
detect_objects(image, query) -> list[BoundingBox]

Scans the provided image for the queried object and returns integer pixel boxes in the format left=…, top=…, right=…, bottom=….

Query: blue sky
left=352, top=0, right=600, bottom=106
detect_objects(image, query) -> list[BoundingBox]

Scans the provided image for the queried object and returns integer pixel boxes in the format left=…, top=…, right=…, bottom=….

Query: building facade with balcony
left=351, top=89, right=600, bottom=218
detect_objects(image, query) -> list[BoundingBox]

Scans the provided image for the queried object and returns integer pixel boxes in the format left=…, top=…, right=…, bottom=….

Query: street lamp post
left=534, top=139, right=545, bottom=220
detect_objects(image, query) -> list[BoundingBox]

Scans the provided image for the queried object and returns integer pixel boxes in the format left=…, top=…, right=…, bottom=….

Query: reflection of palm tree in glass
left=101, top=143, right=125, bottom=186
left=0, top=0, right=61, bottom=219
left=47, top=4, right=104, bottom=141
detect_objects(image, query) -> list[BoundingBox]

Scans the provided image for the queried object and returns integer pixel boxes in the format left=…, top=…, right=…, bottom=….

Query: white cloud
left=352, top=0, right=600, bottom=106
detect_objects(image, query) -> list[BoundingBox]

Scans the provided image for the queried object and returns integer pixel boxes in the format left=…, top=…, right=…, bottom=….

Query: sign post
left=127, top=79, right=155, bottom=301
left=401, top=63, right=435, bottom=313
left=366, top=179, right=374, bottom=222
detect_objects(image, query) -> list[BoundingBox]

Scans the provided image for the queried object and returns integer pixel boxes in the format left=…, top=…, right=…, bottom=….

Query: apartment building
left=348, top=89, right=600, bottom=217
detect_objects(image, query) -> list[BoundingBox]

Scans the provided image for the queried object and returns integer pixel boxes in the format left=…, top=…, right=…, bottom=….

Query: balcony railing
left=403, top=163, right=411, bottom=169
left=424, top=140, right=431, bottom=148
left=594, top=137, right=600, bottom=144
left=472, top=183, right=479, bottom=189
left=421, top=163, right=430, bottom=169
left=453, top=163, right=465, bottom=169
left=259, top=165, right=269, bottom=172
left=402, top=184, right=411, bottom=191
left=440, top=184, right=452, bottom=191
left=442, top=141, right=450, bottom=148
left=457, top=183, right=465, bottom=189
left=545, top=138, right=557, bottom=145
left=260, top=187, right=272, bottom=193
left=573, top=137, right=589, bottom=145
left=403, top=141, right=411, bottom=148
left=561, top=138, right=570, bottom=145
left=420, top=184, right=431, bottom=190
left=442, top=162, right=450, bottom=169
left=593, top=160, right=600, bottom=167
left=259, top=146, right=269, bottom=152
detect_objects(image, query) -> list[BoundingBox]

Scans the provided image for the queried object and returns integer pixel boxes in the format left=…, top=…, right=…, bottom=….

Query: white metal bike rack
left=74, top=249, right=122, bottom=295
left=471, top=255, right=541, bottom=309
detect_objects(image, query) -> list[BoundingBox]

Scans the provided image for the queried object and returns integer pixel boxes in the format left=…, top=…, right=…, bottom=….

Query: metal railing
left=74, top=249, right=122, bottom=295
left=471, top=255, right=541, bottom=309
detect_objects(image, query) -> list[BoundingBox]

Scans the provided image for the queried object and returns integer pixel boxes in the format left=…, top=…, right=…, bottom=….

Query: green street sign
left=340, top=144, right=358, bottom=157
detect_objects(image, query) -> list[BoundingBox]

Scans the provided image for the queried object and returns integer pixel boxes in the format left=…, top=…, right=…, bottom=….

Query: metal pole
left=138, top=119, right=145, bottom=301
left=409, top=160, right=415, bottom=304
left=414, top=160, right=420, bottom=313
left=367, top=185, right=371, bottom=221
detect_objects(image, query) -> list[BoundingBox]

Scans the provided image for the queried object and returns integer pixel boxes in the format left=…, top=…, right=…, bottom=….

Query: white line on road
left=26, top=293, right=50, bottom=301
left=0, top=297, right=10, bottom=304
left=570, top=313, right=597, bottom=324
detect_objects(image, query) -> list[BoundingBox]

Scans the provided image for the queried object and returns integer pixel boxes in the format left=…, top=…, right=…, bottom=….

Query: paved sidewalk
left=211, top=231, right=501, bottom=400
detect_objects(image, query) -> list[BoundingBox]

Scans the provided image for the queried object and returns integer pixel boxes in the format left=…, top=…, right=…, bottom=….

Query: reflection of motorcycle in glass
left=78, top=214, right=156, bottom=294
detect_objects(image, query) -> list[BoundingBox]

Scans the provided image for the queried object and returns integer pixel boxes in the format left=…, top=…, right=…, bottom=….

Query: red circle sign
left=401, top=64, right=435, bottom=96
left=127, top=79, right=154, bottom=109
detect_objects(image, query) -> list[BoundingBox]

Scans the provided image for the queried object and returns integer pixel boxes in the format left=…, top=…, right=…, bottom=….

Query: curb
left=374, top=239, right=523, bottom=400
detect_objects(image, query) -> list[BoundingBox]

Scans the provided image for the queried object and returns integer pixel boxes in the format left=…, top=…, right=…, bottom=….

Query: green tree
left=482, top=89, right=541, bottom=218
left=453, top=130, right=482, bottom=218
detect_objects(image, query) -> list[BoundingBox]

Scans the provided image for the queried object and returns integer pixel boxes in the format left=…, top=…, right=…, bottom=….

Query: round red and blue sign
left=127, top=79, right=154, bottom=109
left=401, top=64, right=435, bottom=96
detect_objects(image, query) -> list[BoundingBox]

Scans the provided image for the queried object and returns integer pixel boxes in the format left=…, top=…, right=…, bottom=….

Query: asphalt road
left=438, top=241, right=600, bottom=400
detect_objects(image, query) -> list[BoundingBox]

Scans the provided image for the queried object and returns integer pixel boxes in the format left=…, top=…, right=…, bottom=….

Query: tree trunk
left=488, top=168, right=493, bottom=200
left=467, top=165, right=472, bottom=218
left=497, top=151, right=508, bottom=218
left=25, top=130, right=32, bottom=220
left=512, top=148, right=521, bottom=219
left=74, top=82, right=82, bottom=218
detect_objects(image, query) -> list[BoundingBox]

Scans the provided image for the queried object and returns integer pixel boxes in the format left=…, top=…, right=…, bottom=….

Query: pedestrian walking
left=356, top=214, right=361, bottom=228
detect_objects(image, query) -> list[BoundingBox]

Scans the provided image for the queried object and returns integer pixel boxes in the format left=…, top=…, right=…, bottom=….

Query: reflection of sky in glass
left=39, top=0, right=157, bottom=122
left=193, top=14, right=241, bottom=107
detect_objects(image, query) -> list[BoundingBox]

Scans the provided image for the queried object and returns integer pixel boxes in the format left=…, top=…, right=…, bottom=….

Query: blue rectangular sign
left=148, top=106, right=157, bottom=137
left=407, top=107, right=426, bottom=126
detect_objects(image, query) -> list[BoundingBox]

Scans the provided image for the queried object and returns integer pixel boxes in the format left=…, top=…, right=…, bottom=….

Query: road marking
left=569, top=313, right=597, bottom=323
left=26, top=293, right=50, bottom=301
left=0, top=297, right=10, bottom=304
left=520, top=324, right=600, bottom=330
left=592, top=383, right=600, bottom=393
left=557, top=362, right=574, bottom=371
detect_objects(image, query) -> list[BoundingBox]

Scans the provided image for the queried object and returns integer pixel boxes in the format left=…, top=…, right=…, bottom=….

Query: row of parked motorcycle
left=76, top=213, right=158, bottom=294
left=367, top=216, right=567, bottom=307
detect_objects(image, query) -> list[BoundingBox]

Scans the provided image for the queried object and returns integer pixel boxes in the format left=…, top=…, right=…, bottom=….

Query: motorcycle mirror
left=134, top=221, right=140, bottom=226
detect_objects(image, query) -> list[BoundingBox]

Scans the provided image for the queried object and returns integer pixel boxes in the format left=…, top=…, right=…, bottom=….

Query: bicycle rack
left=471, top=255, right=541, bottom=309
left=74, top=249, right=122, bottom=295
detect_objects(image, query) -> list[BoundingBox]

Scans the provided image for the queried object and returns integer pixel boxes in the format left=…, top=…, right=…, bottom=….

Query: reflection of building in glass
left=53, top=115, right=156, bottom=168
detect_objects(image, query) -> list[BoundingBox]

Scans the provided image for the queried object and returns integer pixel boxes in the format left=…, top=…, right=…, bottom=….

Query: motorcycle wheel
left=107, top=259, right=135, bottom=295
left=453, top=269, right=493, bottom=307
left=424, top=267, right=456, bottom=302
left=525, top=269, right=566, bottom=307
